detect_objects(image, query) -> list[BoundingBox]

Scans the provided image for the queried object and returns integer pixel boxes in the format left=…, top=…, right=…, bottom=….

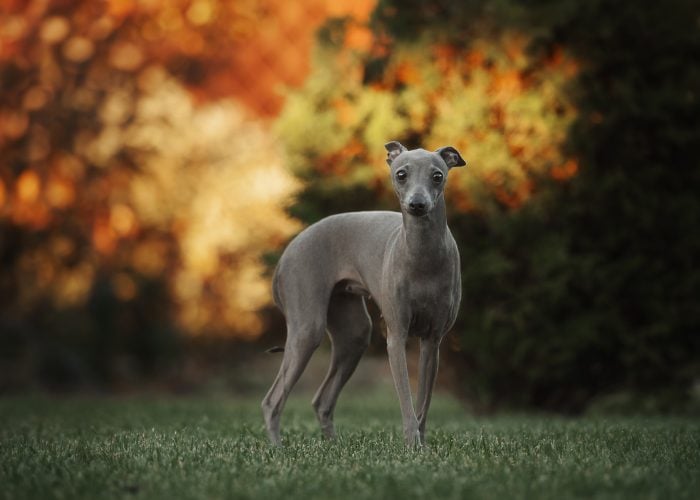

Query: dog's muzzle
left=407, top=197, right=429, bottom=216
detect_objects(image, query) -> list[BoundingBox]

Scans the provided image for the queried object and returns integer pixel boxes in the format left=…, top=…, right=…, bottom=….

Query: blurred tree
left=276, top=0, right=700, bottom=411
left=2, top=0, right=380, bottom=389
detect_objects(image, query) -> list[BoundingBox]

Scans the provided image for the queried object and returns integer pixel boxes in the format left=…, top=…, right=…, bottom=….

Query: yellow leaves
left=110, top=203, right=137, bottom=237
left=120, top=75, right=300, bottom=336
left=51, top=262, right=95, bottom=309
left=109, top=42, right=144, bottom=72
left=40, top=17, right=70, bottom=44
left=361, top=92, right=408, bottom=153
left=62, top=36, right=94, bottom=63
left=186, top=0, right=215, bottom=26
left=99, top=90, right=132, bottom=125
left=132, top=240, right=168, bottom=277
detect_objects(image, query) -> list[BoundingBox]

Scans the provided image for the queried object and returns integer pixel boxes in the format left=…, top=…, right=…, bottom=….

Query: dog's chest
left=405, top=278, right=457, bottom=338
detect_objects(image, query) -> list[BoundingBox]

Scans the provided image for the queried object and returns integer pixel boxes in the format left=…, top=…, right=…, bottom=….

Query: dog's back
left=272, top=210, right=402, bottom=313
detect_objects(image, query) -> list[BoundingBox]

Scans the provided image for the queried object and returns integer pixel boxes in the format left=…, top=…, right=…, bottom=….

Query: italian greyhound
left=262, top=141, right=465, bottom=446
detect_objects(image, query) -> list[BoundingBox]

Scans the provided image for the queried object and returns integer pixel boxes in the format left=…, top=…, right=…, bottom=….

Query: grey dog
left=262, top=141, right=466, bottom=446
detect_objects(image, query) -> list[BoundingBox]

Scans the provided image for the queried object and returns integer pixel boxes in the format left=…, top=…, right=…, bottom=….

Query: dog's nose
left=408, top=198, right=427, bottom=215
left=409, top=200, right=426, bottom=211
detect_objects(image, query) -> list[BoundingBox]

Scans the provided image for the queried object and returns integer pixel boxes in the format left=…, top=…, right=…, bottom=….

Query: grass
left=1, top=391, right=699, bottom=500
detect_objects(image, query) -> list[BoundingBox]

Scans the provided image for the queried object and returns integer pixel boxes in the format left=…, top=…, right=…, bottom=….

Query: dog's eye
left=396, top=170, right=407, bottom=182
left=432, top=171, right=444, bottom=183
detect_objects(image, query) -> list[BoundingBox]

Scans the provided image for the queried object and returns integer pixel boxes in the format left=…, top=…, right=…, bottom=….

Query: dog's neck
left=399, top=195, right=450, bottom=264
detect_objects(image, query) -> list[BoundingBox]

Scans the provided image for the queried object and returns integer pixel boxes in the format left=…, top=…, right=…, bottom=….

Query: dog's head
left=385, top=141, right=466, bottom=217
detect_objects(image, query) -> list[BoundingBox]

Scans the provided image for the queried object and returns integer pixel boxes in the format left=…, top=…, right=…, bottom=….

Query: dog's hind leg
left=312, top=292, right=372, bottom=439
left=262, top=316, right=325, bottom=445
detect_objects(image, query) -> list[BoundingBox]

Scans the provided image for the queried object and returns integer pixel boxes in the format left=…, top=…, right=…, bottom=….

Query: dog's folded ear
left=435, top=146, right=467, bottom=168
left=385, top=141, right=407, bottom=166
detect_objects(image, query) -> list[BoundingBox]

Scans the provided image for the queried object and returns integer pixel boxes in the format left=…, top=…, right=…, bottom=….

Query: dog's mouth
left=406, top=206, right=429, bottom=217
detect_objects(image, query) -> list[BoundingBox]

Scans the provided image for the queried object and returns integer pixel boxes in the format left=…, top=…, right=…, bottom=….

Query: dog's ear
left=385, top=141, right=407, bottom=166
left=435, top=146, right=467, bottom=168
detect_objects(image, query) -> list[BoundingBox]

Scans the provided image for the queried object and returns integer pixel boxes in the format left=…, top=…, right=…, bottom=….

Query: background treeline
left=277, top=0, right=700, bottom=412
left=1, top=0, right=698, bottom=413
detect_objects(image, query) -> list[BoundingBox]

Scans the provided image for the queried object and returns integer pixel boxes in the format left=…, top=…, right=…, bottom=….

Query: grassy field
left=1, top=391, right=699, bottom=500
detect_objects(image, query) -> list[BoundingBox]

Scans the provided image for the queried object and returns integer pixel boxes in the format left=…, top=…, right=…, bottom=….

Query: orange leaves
left=546, top=46, right=580, bottom=77
left=432, top=44, right=458, bottom=74
left=22, top=86, right=50, bottom=111
left=0, top=0, right=355, bottom=341
left=489, top=70, right=523, bottom=102
left=550, top=160, right=579, bottom=181
left=332, top=98, right=356, bottom=126
left=317, top=139, right=366, bottom=176
left=92, top=215, right=116, bottom=255
left=109, top=42, right=144, bottom=72
left=280, top=25, right=582, bottom=218
left=11, top=170, right=50, bottom=229
left=186, top=0, right=215, bottom=26
left=91, top=204, right=138, bottom=255
left=109, top=203, right=137, bottom=237
left=0, top=110, right=29, bottom=141
left=62, top=36, right=95, bottom=63
left=344, top=23, right=374, bottom=52
left=465, top=49, right=485, bottom=70
left=6, top=168, right=77, bottom=229
left=16, top=170, right=40, bottom=204
left=39, top=16, right=70, bottom=44
left=394, top=61, right=421, bottom=85
left=45, top=176, right=76, bottom=209
left=327, top=0, right=375, bottom=23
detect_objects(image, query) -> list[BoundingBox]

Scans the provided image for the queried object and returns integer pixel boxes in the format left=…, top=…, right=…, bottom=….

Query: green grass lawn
left=1, top=391, right=698, bottom=500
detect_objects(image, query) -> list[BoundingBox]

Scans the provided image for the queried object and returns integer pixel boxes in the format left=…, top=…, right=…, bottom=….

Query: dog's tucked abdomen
left=272, top=211, right=401, bottom=316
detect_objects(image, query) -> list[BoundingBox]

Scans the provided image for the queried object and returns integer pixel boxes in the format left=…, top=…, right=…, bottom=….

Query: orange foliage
left=489, top=70, right=523, bottom=102
left=3, top=0, right=397, bottom=339
left=332, top=98, right=357, bottom=126
left=465, top=49, right=485, bottom=69
left=395, top=61, right=422, bottom=85
left=278, top=32, right=581, bottom=214
left=16, top=170, right=40, bottom=204
left=551, top=160, right=579, bottom=181
left=432, top=44, right=458, bottom=74
left=344, top=23, right=374, bottom=52
left=45, top=176, right=75, bottom=209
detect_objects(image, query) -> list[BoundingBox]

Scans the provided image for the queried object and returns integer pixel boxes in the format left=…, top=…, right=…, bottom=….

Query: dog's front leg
left=416, top=336, right=440, bottom=445
left=386, top=331, right=421, bottom=447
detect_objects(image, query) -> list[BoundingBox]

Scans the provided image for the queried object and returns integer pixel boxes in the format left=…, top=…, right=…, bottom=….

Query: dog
left=262, top=141, right=465, bottom=446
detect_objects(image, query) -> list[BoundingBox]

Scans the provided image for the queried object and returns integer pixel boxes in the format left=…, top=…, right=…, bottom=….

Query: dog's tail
left=265, top=346, right=285, bottom=354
